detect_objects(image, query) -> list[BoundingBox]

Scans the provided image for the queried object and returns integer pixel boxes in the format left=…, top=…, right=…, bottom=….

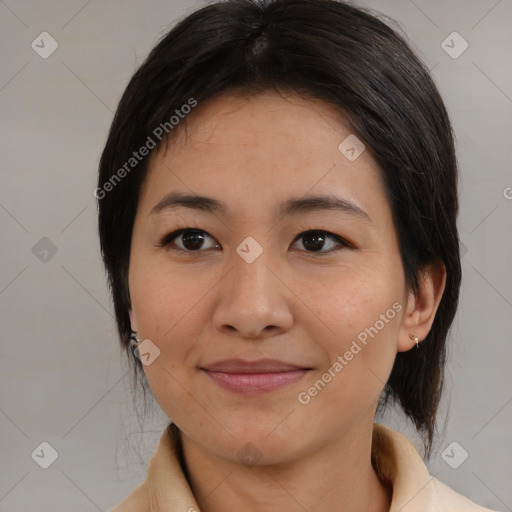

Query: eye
left=159, top=228, right=353, bottom=254
left=291, top=230, right=353, bottom=253
left=159, top=228, right=219, bottom=252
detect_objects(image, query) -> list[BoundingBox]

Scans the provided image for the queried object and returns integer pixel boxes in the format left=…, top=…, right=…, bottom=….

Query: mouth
left=199, top=358, right=312, bottom=395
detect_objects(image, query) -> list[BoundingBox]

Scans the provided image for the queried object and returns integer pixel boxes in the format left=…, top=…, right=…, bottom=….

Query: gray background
left=0, top=0, right=511, bottom=510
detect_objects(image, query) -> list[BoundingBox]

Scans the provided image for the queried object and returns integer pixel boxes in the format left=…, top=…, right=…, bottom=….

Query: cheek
left=129, top=260, right=205, bottom=356
left=295, top=271, right=402, bottom=425
left=129, top=265, right=209, bottom=421
left=306, top=260, right=403, bottom=329
left=299, top=262, right=403, bottom=374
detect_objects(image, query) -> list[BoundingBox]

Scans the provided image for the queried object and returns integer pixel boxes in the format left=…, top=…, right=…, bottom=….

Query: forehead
left=138, top=90, right=386, bottom=222
left=170, top=90, right=354, bottom=154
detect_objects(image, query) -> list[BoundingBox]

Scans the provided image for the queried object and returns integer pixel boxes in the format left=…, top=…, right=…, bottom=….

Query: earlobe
left=397, top=262, right=447, bottom=352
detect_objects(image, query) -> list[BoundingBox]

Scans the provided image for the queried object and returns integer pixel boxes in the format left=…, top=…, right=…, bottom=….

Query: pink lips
left=200, top=358, right=311, bottom=395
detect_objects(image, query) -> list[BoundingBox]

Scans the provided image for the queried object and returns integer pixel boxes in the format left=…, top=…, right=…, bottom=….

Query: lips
left=200, top=358, right=312, bottom=395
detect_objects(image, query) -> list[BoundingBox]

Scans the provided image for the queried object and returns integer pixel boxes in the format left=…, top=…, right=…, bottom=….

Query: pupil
left=303, top=231, right=324, bottom=251
left=183, top=231, right=204, bottom=250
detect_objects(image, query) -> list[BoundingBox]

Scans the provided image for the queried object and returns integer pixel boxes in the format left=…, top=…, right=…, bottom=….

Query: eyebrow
left=150, top=191, right=371, bottom=223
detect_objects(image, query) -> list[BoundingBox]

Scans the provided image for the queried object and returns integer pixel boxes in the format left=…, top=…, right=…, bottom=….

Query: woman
left=97, top=0, right=497, bottom=510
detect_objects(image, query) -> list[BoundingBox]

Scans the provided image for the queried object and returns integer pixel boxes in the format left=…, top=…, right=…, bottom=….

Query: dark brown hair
left=97, top=0, right=461, bottom=459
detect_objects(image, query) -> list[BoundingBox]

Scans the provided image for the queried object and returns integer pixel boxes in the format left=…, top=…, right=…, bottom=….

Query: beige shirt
left=110, top=422, right=497, bottom=511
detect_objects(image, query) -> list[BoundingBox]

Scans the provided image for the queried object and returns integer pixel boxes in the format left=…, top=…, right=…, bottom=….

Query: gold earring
left=409, top=333, right=419, bottom=347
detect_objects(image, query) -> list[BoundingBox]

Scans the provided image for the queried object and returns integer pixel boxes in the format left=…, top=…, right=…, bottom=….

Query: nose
left=212, top=247, right=294, bottom=340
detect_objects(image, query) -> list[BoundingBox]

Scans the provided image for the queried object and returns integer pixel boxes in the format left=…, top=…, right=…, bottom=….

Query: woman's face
left=128, top=90, right=415, bottom=464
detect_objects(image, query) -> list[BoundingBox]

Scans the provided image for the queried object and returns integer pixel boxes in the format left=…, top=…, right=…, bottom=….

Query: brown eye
left=160, top=229, right=219, bottom=252
left=292, top=230, right=352, bottom=253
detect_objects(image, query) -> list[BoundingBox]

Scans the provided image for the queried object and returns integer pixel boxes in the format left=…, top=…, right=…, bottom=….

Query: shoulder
left=428, top=476, right=498, bottom=512
left=109, top=482, right=149, bottom=512
left=372, top=423, right=498, bottom=512
left=109, top=424, right=196, bottom=511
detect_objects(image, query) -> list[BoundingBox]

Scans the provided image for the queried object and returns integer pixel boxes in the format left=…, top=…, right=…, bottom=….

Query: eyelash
left=157, top=226, right=355, bottom=255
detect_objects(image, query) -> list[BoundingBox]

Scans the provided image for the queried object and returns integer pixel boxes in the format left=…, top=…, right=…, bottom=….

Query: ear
left=398, top=261, right=446, bottom=352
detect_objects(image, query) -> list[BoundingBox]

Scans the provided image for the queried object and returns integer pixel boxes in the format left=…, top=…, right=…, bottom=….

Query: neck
left=178, top=416, right=392, bottom=512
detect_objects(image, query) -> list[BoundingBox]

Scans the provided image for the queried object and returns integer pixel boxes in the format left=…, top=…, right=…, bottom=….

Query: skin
left=128, top=89, right=446, bottom=512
